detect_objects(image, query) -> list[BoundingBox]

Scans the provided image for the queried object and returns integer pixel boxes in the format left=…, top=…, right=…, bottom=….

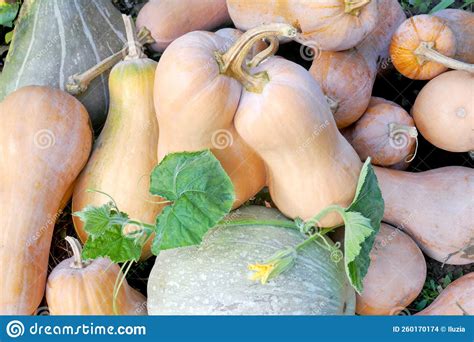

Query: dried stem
left=66, top=27, right=154, bottom=95
left=415, top=42, right=474, bottom=73
left=215, top=24, right=297, bottom=93
left=65, top=236, right=89, bottom=269
left=345, top=0, right=371, bottom=15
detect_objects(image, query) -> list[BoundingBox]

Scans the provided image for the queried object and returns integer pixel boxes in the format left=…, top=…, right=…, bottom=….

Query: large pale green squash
left=148, top=206, right=355, bottom=315
left=0, top=0, right=126, bottom=128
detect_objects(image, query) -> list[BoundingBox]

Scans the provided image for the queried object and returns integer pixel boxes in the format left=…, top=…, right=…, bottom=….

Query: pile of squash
left=0, top=0, right=472, bottom=316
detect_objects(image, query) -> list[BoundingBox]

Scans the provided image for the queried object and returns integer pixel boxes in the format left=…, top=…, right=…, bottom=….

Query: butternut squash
left=309, top=0, right=406, bottom=128
left=154, top=26, right=290, bottom=208
left=226, top=0, right=378, bottom=51
left=434, top=9, right=474, bottom=64
left=374, top=166, right=474, bottom=265
left=412, top=70, right=473, bottom=152
left=136, top=0, right=231, bottom=52
left=344, top=97, right=417, bottom=166
left=356, top=223, right=426, bottom=315
left=234, top=50, right=362, bottom=226
left=46, top=237, right=146, bottom=315
left=73, top=19, right=163, bottom=258
left=0, top=86, right=92, bottom=314
left=309, top=50, right=373, bottom=128
left=390, top=15, right=474, bottom=80
left=416, top=273, right=473, bottom=316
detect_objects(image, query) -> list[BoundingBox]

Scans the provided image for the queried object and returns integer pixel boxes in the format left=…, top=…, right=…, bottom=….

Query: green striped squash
left=0, top=0, right=126, bottom=128
left=148, top=206, right=355, bottom=315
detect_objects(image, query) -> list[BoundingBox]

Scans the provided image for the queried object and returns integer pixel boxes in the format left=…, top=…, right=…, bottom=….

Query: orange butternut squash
left=136, top=0, right=231, bottom=52
left=344, top=97, right=417, bottom=166
left=416, top=273, right=474, bottom=316
left=374, top=166, right=474, bottom=265
left=154, top=26, right=293, bottom=207
left=412, top=70, right=473, bottom=152
left=234, top=48, right=362, bottom=226
left=46, top=237, right=147, bottom=315
left=434, top=9, right=474, bottom=64
left=390, top=14, right=474, bottom=80
left=226, top=0, right=378, bottom=51
left=309, top=0, right=406, bottom=128
left=73, top=19, right=163, bottom=258
left=356, top=223, right=426, bottom=315
left=0, top=86, right=92, bottom=314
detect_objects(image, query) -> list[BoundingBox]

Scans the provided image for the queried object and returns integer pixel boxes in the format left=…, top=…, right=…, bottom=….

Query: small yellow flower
left=248, top=262, right=276, bottom=284
left=248, top=247, right=297, bottom=285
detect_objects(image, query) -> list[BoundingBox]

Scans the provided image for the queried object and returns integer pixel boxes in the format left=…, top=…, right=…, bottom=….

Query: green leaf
left=82, top=224, right=142, bottom=263
left=74, top=203, right=115, bottom=236
left=150, top=150, right=235, bottom=254
left=0, top=1, right=19, bottom=27
left=429, top=0, right=454, bottom=13
left=342, top=158, right=384, bottom=293
left=74, top=203, right=143, bottom=263
left=5, top=30, right=13, bottom=43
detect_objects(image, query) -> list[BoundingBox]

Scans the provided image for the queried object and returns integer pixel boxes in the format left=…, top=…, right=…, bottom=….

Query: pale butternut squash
left=73, top=20, right=163, bottom=259
left=234, top=54, right=362, bottom=226
left=46, top=237, right=147, bottom=315
left=412, top=70, right=473, bottom=152
left=416, top=273, right=473, bottom=316
left=309, top=0, right=406, bottom=128
left=154, top=26, right=295, bottom=208
left=0, top=86, right=92, bottom=314
left=374, top=166, right=474, bottom=265
left=226, top=0, right=378, bottom=51
left=434, top=9, right=474, bottom=64
left=390, top=15, right=474, bottom=80
left=356, top=223, right=426, bottom=315
left=345, top=97, right=418, bottom=166
left=136, top=0, right=231, bottom=52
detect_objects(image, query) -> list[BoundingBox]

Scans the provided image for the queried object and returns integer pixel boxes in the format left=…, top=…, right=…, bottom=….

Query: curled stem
left=65, top=236, right=89, bottom=269
left=247, top=36, right=279, bottom=68
left=215, top=23, right=297, bottom=93
left=66, top=27, right=154, bottom=95
left=388, top=123, right=419, bottom=162
left=415, top=42, right=474, bottom=73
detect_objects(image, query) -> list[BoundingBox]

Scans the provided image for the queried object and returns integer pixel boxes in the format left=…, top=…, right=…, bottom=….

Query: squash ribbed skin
left=73, top=58, right=163, bottom=259
left=148, top=206, right=356, bottom=315
left=226, top=0, right=378, bottom=51
left=46, top=257, right=147, bottom=315
left=0, top=0, right=126, bottom=128
left=0, top=86, right=92, bottom=314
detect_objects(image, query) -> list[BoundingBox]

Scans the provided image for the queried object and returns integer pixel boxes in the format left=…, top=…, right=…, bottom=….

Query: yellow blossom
left=248, top=262, right=276, bottom=284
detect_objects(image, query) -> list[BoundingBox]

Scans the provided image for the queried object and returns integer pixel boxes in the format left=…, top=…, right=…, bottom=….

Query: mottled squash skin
left=0, top=0, right=126, bottom=128
left=148, top=206, right=356, bottom=315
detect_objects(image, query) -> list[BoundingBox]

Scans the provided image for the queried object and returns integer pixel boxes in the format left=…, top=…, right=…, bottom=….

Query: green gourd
left=0, top=0, right=126, bottom=128
left=148, top=206, right=356, bottom=315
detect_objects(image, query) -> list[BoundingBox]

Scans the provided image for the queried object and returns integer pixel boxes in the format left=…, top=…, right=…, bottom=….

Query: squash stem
left=66, top=27, right=154, bottom=95
left=325, top=95, right=339, bottom=114
left=65, top=236, right=89, bottom=269
left=345, top=0, right=371, bottom=15
left=388, top=123, right=418, bottom=162
left=122, top=14, right=142, bottom=60
left=414, top=42, right=474, bottom=73
left=215, top=24, right=297, bottom=93
left=247, top=36, right=279, bottom=68
left=219, top=218, right=298, bottom=230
